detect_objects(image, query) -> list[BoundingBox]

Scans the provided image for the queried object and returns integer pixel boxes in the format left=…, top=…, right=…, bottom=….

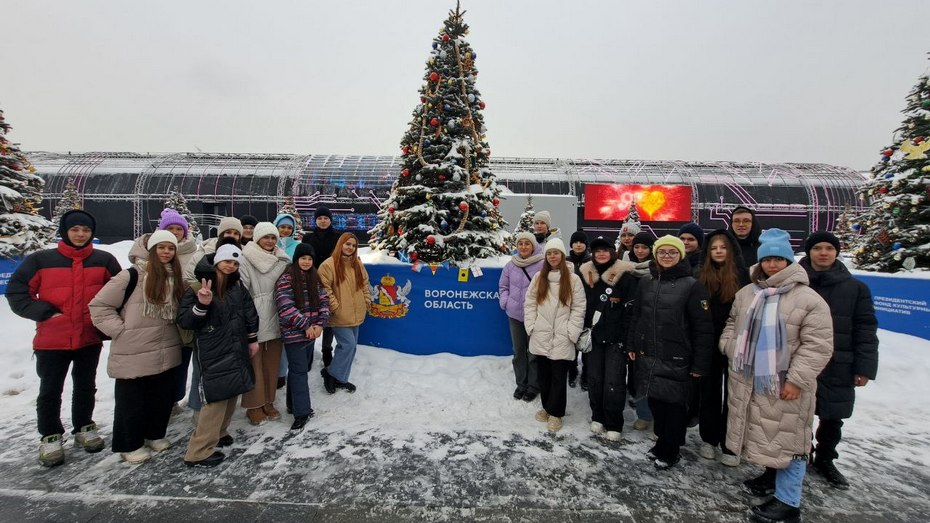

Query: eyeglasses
left=655, top=250, right=680, bottom=258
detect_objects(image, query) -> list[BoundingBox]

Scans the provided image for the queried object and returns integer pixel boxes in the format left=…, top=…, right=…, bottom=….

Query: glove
left=632, top=261, right=651, bottom=278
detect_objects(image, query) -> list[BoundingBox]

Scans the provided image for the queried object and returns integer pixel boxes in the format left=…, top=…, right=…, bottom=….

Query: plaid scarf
left=731, top=283, right=796, bottom=396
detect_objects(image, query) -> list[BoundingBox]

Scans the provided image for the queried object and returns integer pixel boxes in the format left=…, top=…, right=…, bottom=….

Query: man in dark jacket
left=6, top=210, right=121, bottom=467
left=678, top=222, right=704, bottom=274
left=730, top=206, right=762, bottom=267
left=800, top=231, right=879, bottom=490
left=301, top=207, right=340, bottom=366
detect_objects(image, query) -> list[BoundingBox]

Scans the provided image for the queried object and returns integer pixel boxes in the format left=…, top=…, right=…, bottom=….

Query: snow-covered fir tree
left=164, top=189, right=199, bottom=238
left=853, top=66, right=930, bottom=272
left=278, top=195, right=304, bottom=238
left=833, top=205, right=857, bottom=251
left=615, top=200, right=641, bottom=251
left=51, top=177, right=82, bottom=227
left=0, top=109, right=55, bottom=258
left=514, top=195, right=535, bottom=234
left=369, top=2, right=510, bottom=263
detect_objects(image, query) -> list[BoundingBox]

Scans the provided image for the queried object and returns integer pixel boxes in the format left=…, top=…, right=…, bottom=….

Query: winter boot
left=38, top=434, right=64, bottom=467
left=633, top=418, right=652, bottom=431
left=535, top=409, right=550, bottom=422
left=74, top=423, right=105, bottom=453
left=322, top=347, right=333, bottom=368
left=750, top=497, right=801, bottom=523
left=321, top=368, right=336, bottom=394
left=291, top=416, right=310, bottom=432
left=547, top=416, right=563, bottom=432
left=720, top=450, right=741, bottom=467
left=606, top=431, right=622, bottom=442
left=246, top=408, right=267, bottom=426
left=120, top=446, right=152, bottom=465
left=698, top=442, right=717, bottom=460
left=654, top=454, right=681, bottom=470
left=521, top=391, right=538, bottom=402
left=813, top=459, right=850, bottom=490
left=335, top=380, right=356, bottom=393
left=217, top=435, right=234, bottom=448
left=184, top=451, right=225, bottom=468
left=590, top=421, right=606, bottom=434
left=568, top=365, right=578, bottom=388
left=144, top=438, right=172, bottom=452
left=513, top=387, right=525, bottom=400
left=263, top=403, right=281, bottom=421
left=743, top=467, right=777, bottom=497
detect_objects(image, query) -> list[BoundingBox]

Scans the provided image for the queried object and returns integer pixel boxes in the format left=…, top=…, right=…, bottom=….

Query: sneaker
left=633, top=419, right=652, bottom=431
left=321, top=368, right=336, bottom=394
left=654, top=454, right=681, bottom=470
left=74, top=423, right=105, bottom=453
left=184, top=451, right=225, bottom=468
left=590, top=421, right=606, bottom=434
left=743, top=468, right=777, bottom=497
left=291, top=416, right=310, bottom=431
left=513, top=387, right=525, bottom=400
left=335, top=380, right=356, bottom=393
left=535, top=409, right=549, bottom=422
left=698, top=442, right=717, bottom=460
left=246, top=408, right=267, bottom=426
left=217, top=435, right=234, bottom=448
left=720, top=452, right=741, bottom=467
left=521, top=391, right=538, bottom=402
left=606, top=431, right=622, bottom=442
left=750, top=497, right=801, bottom=523
left=144, top=438, right=172, bottom=452
left=121, top=446, right=152, bottom=464
left=547, top=416, right=563, bottom=432
left=263, top=403, right=281, bottom=421
left=812, top=459, right=850, bottom=490
left=38, top=434, right=65, bottom=467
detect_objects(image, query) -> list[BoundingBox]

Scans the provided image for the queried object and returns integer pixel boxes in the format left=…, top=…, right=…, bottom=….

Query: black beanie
left=589, top=236, right=614, bottom=252
left=59, top=210, right=96, bottom=239
left=239, top=214, right=258, bottom=227
left=631, top=231, right=656, bottom=249
left=314, top=207, right=333, bottom=220
left=677, top=222, right=705, bottom=248
left=292, top=242, right=316, bottom=264
left=569, top=230, right=589, bottom=247
left=804, top=231, right=841, bottom=257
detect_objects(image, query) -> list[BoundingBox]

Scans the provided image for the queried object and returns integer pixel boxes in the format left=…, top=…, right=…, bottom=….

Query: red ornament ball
left=882, top=149, right=894, bottom=157
left=459, top=201, right=469, bottom=212
left=402, top=145, right=410, bottom=154
left=438, top=174, right=445, bottom=181
left=429, top=72, right=439, bottom=82
left=410, top=252, right=418, bottom=261
left=917, top=138, right=926, bottom=144
left=442, top=34, right=450, bottom=42
left=420, top=95, right=427, bottom=103
left=493, top=198, right=500, bottom=206
left=426, top=235, right=436, bottom=246
left=879, top=187, right=889, bottom=194
left=402, top=169, right=410, bottom=177
left=388, top=207, right=395, bottom=214
left=398, top=228, right=404, bottom=235
left=478, top=101, right=486, bottom=109
left=430, top=117, right=439, bottom=126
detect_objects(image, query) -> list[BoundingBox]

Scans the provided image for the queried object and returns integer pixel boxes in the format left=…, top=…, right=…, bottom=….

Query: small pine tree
left=0, top=109, right=56, bottom=258
left=278, top=195, right=303, bottom=238
left=852, top=62, right=930, bottom=272
left=164, top=189, right=199, bottom=238
left=514, top=195, right=535, bottom=234
left=368, top=2, right=510, bottom=263
left=51, top=177, right=82, bottom=227
left=833, top=205, right=857, bottom=251
left=615, top=199, right=641, bottom=251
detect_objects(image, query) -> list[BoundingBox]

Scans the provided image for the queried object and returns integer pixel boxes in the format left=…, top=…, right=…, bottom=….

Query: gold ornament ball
left=426, top=193, right=432, bottom=200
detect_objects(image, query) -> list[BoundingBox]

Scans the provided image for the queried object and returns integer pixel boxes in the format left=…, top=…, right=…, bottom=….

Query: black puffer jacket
left=800, top=257, right=879, bottom=420
left=177, top=256, right=260, bottom=404
left=700, top=230, right=751, bottom=341
left=302, top=226, right=340, bottom=269
left=568, top=250, right=592, bottom=279
left=578, top=259, right=637, bottom=344
left=733, top=207, right=762, bottom=267
left=627, top=260, right=714, bottom=404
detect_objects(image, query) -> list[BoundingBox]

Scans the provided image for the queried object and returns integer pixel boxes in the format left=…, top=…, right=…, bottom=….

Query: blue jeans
left=329, top=326, right=359, bottom=383
left=635, top=396, right=653, bottom=422
left=285, top=340, right=315, bottom=417
left=775, top=458, right=807, bottom=508
left=188, top=355, right=203, bottom=411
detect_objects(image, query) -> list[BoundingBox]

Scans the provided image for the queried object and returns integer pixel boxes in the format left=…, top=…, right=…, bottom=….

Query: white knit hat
left=620, top=220, right=641, bottom=235
left=515, top=231, right=538, bottom=247
left=214, top=244, right=242, bottom=265
left=217, top=216, right=243, bottom=235
left=533, top=210, right=551, bottom=227
left=253, top=221, right=279, bottom=241
left=147, top=230, right=178, bottom=250
left=544, top=237, right=566, bottom=256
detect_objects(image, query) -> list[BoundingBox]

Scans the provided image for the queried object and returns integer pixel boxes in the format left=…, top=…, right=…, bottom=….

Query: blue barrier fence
left=0, top=257, right=22, bottom=296
left=853, top=271, right=930, bottom=341
left=359, top=263, right=511, bottom=356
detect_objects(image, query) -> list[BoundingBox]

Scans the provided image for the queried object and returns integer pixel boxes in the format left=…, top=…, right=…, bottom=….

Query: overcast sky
left=2, top=0, right=928, bottom=170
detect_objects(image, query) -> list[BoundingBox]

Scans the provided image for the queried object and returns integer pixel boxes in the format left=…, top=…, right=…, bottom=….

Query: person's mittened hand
left=248, top=342, right=259, bottom=358
left=197, top=279, right=213, bottom=305
left=633, top=261, right=651, bottom=277
left=780, top=381, right=801, bottom=401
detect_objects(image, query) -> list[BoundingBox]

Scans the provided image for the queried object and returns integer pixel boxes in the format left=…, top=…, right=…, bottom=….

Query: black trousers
left=698, top=353, right=730, bottom=449
left=586, top=341, right=627, bottom=432
left=814, top=417, right=844, bottom=462
left=649, top=397, right=689, bottom=461
left=537, top=357, right=572, bottom=418
left=35, top=345, right=101, bottom=438
left=112, top=368, right=176, bottom=452
left=321, top=327, right=334, bottom=353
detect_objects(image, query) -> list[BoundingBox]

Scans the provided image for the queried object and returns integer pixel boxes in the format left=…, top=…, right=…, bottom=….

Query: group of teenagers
left=7, top=206, right=370, bottom=470
left=499, top=207, right=879, bottom=523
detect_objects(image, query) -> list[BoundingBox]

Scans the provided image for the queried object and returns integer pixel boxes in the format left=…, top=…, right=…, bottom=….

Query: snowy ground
left=0, top=243, right=929, bottom=522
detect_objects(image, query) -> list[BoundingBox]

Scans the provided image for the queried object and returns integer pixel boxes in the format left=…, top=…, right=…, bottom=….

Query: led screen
left=584, top=184, right=692, bottom=221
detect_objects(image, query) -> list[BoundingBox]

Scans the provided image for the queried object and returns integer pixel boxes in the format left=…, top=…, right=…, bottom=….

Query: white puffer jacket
left=239, top=242, right=290, bottom=343
left=524, top=269, right=586, bottom=361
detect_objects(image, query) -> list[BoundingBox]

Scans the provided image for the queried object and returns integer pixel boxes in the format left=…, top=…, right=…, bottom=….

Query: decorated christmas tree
left=278, top=194, right=304, bottom=238
left=51, top=177, right=82, bottom=227
left=164, top=188, right=200, bottom=238
left=616, top=199, right=641, bottom=251
left=368, top=2, right=510, bottom=263
left=514, top=195, right=535, bottom=234
left=0, top=109, right=56, bottom=258
left=833, top=205, right=857, bottom=251
left=852, top=66, right=930, bottom=272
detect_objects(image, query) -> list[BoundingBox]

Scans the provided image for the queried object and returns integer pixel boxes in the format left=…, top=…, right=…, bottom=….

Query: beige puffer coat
left=524, top=269, right=586, bottom=361
left=239, top=241, right=290, bottom=342
left=720, top=262, right=833, bottom=468
left=129, top=233, right=201, bottom=281
left=318, top=257, right=370, bottom=327
left=89, top=267, right=182, bottom=379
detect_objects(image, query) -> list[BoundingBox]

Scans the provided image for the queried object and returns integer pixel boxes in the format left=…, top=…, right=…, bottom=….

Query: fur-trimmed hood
left=579, top=259, right=636, bottom=288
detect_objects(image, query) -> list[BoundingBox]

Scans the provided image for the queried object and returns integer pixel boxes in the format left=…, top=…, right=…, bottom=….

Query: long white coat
left=524, top=269, right=586, bottom=361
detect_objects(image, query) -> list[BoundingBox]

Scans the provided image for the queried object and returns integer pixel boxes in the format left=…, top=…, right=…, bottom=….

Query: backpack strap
left=117, top=267, right=138, bottom=314
left=520, top=267, right=532, bottom=282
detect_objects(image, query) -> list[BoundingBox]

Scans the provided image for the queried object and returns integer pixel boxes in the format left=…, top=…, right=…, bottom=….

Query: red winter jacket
left=6, top=241, right=121, bottom=350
